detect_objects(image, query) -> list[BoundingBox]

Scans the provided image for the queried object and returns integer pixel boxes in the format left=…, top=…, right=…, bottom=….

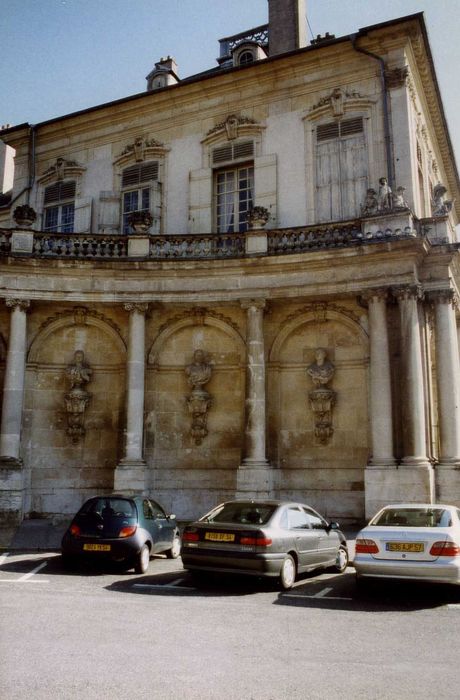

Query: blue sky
left=1, top=0, right=460, bottom=164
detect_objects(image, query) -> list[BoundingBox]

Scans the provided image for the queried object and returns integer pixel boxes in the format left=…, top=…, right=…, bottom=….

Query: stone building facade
left=1, top=1, right=460, bottom=527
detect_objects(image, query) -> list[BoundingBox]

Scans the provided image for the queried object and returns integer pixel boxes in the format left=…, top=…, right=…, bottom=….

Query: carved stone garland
left=185, top=350, right=213, bottom=445
left=306, top=348, right=336, bottom=444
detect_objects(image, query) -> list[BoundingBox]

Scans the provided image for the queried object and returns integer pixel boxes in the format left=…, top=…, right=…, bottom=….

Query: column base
left=113, top=459, right=146, bottom=494
left=0, top=456, right=24, bottom=527
left=236, top=463, right=275, bottom=499
left=435, top=465, right=460, bottom=506
left=365, top=463, right=435, bottom=519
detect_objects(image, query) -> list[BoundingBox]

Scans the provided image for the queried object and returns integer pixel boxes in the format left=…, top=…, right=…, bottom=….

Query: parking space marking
left=0, top=552, right=9, bottom=566
left=133, top=578, right=195, bottom=591
left=0, top=560, right=50, bottom=583
left=18, top=561, right=48, bottom=581
left=315, top=587, right=333, bottom=598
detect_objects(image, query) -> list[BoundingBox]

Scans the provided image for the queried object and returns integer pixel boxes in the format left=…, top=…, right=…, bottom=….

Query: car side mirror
left=328, top=521, right=340, bottom=531
left=168, top=514, right=176, bottom=521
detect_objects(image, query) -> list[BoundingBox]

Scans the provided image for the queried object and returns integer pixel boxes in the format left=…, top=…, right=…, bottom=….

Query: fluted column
left=114, top=303, right=148, bottom=494
left=394, top=285, right=430, bottom=467
left=0, top=299, right=30, bottom=462
left=241, top=299, right=269, bottom=465
left=364, top=288, right=395, bottom=466
left=429, top=289, right=460, bottom=466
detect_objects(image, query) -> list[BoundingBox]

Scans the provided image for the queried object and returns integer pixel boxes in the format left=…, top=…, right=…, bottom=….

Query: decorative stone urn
left=246, top=206, right=270, bottom=230
left=127, top=211, right=153, bottom=233
left=13, top=204, right=37, bottom=227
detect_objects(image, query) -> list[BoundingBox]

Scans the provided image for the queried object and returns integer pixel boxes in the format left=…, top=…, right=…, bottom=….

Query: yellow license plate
left=386, top=542, right=424, bottom=552
left=204, top=532, right=235, bottom=542
left=83, top=543, right=111, bottom=552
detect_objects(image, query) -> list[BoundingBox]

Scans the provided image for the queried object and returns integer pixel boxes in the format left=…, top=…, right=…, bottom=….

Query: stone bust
left=306, top=348, right=335, bottom=387
left=66, top=350, right=92, bottom=389
left=185, top=349, right=212, bottom=390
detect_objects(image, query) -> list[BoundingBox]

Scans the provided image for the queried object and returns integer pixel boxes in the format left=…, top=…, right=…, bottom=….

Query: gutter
left=349, top=33, right=394, bottom=190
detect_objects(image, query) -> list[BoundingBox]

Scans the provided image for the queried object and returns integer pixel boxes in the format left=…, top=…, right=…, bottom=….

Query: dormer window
left=232, top=41, right=267, bottom=67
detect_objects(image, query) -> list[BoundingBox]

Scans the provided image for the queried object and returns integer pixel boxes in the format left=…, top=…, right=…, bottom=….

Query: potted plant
left=13, top=204, right=37, bottom=227
left=127, top=211, right=154, bottom=233
left=246, top=206, right=270, bottom=230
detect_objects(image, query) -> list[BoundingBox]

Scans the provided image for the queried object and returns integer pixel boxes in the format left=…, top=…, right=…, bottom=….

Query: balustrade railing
left=149, top=233, right=245, bottom=259
left=33, top=233, right=128, bottom=258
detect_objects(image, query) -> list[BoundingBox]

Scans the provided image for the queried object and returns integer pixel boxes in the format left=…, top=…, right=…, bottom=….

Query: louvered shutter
left=73, top=197, right=93, bottom=233
left=189, top=168, right=212, bottom=233
left=150, top=181, right=162, bottom=234
left=254, top=154, right=277, bottom=227
left=98, top=191, right=120, bottom=233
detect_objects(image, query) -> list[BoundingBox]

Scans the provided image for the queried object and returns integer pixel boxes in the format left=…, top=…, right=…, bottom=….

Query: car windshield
left=371, top=507, right=452, bottom=528
left=202, top=502, right=276, bottom=525
left=80, top=498, right=137, bottom=519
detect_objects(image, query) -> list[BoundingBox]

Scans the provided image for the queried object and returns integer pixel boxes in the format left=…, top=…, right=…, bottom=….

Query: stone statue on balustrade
left=185, top=350, right=213, bottom=445
left=64, top=350, right=92, bottom=443
left=432, top=183, right=453, bottom=217
left=306, top=348, right=336, bottom=444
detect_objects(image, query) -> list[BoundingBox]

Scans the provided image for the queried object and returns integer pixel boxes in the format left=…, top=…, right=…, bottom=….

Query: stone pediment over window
left=114, top=136, right=169, bottom=168
left=38, top=157, right=86, bottom=185
left=203, top=114, right=265, bottom=146
left=306, top=88, right=375, bottom=122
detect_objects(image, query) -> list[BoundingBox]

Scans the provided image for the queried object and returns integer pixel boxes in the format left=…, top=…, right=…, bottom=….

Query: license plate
left=204, top=532, right=235, bottom=542
left=386, top=542, right=424, bottom=552
left=83, top=543, right=111, bottom=552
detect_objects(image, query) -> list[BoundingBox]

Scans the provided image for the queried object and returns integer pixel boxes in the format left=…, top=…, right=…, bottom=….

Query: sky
left=1, top=0, right=460, bottom=164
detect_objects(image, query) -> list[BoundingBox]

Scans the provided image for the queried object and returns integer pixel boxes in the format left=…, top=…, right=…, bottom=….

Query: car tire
left=334, top=546, right=349, bottom=573
left=279, top=554, right=296, bottom=590
left=134, top=544, right=150, bottom=574
left=166, top=532, right=181, bottom=559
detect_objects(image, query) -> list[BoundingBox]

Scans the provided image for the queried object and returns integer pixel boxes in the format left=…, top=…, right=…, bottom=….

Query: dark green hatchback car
left=61, top=494, right=181, bottom=573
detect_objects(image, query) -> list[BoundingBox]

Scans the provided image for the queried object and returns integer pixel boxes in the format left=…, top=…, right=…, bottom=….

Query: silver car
left=181, top=499, right=349, bottom=589
left=354, top=503, right=460, bottom=586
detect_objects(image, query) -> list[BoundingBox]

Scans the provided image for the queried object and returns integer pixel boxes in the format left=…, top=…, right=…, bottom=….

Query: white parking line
left=0, top=552, right=9, bottom=566
left=0, top=560, right=50, bottom=583
left=315, top=587, right=333, bottom=598
left=18, top=561, right=48, bottom=581
left=133, top=579, right=195, bottom=591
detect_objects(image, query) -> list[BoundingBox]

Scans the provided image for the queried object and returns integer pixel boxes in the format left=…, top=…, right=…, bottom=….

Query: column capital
left=5, top=298, right=31, bottom=312
left=240, top=298, right=267, bottom=311
left=361, top=287, right=390, bottom=305
left=426, top=288, right=458, bottom=309
left=123, top=302, right=149, bottom=314
left=392, top=284, right=423, bottom=302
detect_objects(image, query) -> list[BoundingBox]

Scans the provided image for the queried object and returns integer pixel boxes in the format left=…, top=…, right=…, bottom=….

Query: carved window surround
left=37, top=157, right=86, bottom=189
left=113, top=136, right=169, bottom=170
left=201, top=114, right=265, bottom=166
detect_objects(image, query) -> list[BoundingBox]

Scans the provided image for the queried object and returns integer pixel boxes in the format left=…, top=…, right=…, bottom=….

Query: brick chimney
left=268, top=0, right=307, bottom=56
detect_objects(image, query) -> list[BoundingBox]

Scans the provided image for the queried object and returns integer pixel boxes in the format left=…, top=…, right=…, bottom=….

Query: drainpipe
left=26, top=124, right=36, bottom=205
left=350, top=34, right=395, bottom=190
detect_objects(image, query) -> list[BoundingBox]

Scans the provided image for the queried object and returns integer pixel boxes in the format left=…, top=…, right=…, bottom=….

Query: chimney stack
left=268, top=0, right=307, bottom=56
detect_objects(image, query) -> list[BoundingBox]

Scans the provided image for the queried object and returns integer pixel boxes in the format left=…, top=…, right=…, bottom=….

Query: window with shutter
left=121, top=161, right=160, bottom=233
left=211, top=141, right=254, bottom=232
left=315, top=117, right=367, bottom=222
left=43, top=181, right=76, bottom=232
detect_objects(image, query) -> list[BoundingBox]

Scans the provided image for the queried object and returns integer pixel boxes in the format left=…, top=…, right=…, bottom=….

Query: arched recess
left=145, top=310, right=246, bottom=519
left=23, top=307, right=127, bottom=518
left=268, top=304, right=369, bottom=522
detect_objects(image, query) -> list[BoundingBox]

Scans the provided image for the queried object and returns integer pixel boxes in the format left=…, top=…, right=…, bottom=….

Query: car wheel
left=334, top=546, right=349, bottom=573
left=279, top=554, right=296, bottom=590
left=166, top=532, right=181, bottom=559
left=134, top=544, right=150, bottom=574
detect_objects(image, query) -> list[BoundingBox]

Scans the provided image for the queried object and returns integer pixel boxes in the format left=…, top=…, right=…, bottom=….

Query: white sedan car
left=354, top=503, right=460, bottom=585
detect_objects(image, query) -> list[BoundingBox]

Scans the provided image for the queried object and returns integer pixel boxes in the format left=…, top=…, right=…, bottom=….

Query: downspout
left=26, top=124, right=36, bottom=205
left=350, top=34, right=395, bottom=189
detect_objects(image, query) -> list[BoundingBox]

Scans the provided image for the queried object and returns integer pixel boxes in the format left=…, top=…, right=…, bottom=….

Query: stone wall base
left=0, top=457, right=24, bottom=527
left=364, top=464, right=435, bottom=519
left=435, top=466, right=460, bottom=507
left=236, top=463, right=275, bottom=499
left=113, top=459, right=146, bottom=494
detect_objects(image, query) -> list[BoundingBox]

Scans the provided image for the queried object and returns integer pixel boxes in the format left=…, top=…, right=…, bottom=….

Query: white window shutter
left=98, top=191, right=120, bottom=234
left=149, top=181, right=162, bottom=234
left=254, top=154, right=277, bottom=227
left=73, top=197, right=93, bottom=233
left=316, top=140, right=340, bottom=222
left=340, top=134, right=368, bottom=220
left=189, top=168, right=212, bottom=233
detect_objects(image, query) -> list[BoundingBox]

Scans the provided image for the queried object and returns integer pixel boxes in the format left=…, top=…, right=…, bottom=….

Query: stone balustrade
left=0, top=219, right=428, bottom=262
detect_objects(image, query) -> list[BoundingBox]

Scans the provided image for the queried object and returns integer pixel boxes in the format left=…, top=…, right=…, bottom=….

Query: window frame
left=43, top=180, right=76, bottom=233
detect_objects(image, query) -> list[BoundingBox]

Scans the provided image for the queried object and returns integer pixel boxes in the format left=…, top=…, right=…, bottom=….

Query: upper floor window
left=315, top=116, right=367, bottom=223
left=212, top=140, right=254, bottom=233
left=43, top=181, right=76, bottom=232
left=121, top=161, right=159, bottom=233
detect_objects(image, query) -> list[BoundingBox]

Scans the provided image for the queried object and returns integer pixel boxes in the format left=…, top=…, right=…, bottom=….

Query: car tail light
left=240, top=535, right=272, bottom=547
left=429, top=541, right=460, bottom=556
left=119, top=525, right=137, bottom=538
left=70, top=524, right=81, bottom=536
left=355, top=539, right=379, bottom=554
left=183, top=531, right=200, bottom=542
